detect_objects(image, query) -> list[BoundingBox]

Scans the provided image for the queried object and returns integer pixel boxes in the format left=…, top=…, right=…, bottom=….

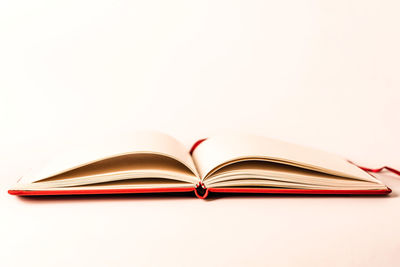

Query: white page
left=192, top=134, right=378, bottom=182
left=21, top=131, right=198, bottom=183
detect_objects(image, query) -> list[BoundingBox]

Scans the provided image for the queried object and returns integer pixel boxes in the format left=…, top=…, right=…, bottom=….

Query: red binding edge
left=208, top=188, right=390, bottom=195
left=8, top=187, right=195, bottom=196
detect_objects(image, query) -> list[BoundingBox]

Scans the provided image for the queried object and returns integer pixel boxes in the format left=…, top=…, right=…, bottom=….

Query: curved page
left=21, top=131, right=198, bottom=184
left=192, top=134, right=378, bottom=183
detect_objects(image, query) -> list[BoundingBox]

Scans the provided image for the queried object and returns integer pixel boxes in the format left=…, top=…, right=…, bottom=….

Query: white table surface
left=1, top=0, right=399, bottom=266
left=2, top=171, right=400, bottom=267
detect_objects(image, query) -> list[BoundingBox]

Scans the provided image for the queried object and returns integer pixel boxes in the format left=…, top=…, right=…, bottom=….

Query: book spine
left=194, top=182, right=209, bottom=199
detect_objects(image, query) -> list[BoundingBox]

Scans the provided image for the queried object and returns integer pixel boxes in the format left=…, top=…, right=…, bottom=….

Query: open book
left=8, top=132, right=391, bottom=198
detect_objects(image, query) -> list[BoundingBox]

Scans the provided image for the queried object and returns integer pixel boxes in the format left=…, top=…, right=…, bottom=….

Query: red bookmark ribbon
left=189, top=138, right=207, bottom=155
left=348, top=160, right=400, bottom=176
left=354, top=164, right=400, bottom=176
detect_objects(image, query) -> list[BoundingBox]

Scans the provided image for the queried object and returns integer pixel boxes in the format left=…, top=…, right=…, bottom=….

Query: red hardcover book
left=8, top=132, right=393, bottom=198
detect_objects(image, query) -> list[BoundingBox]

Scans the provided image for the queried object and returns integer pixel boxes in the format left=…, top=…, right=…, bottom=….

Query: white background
left=1, top=0, right=399, bottom=266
